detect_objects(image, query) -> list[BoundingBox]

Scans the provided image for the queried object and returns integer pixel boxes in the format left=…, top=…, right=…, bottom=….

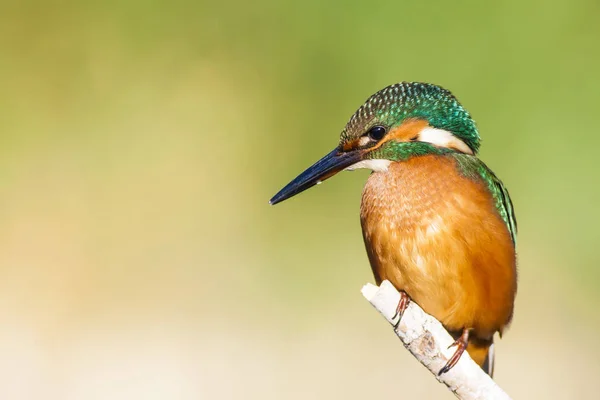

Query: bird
left=269, top=82, right=517, bottom=377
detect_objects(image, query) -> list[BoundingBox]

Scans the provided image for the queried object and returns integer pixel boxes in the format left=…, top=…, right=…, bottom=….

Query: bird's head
left=270, top=82, right=480, bottom=205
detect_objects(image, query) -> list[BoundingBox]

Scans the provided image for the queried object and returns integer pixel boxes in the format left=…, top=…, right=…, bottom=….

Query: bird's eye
left=368, top=125, right=387, bottom=141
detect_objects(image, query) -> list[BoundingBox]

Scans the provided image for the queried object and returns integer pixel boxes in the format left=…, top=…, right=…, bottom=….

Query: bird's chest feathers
left=360, top=156, right=474, bottom=285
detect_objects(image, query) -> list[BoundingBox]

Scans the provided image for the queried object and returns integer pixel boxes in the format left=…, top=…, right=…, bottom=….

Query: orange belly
left=360, top=155, right=517, bottom=365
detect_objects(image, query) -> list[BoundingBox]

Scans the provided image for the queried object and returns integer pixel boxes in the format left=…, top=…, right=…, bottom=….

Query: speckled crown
left=340, top=82, right=481, bottom=154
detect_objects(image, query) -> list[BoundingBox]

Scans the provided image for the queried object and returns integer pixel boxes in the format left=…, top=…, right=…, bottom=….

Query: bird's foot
left=438, top=328, right=470, bottom=375
left=392, top=291, right=411, bottom=329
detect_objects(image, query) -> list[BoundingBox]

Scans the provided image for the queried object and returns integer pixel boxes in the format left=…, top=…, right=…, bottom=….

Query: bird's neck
left=361, top=155, right=458, bottom=223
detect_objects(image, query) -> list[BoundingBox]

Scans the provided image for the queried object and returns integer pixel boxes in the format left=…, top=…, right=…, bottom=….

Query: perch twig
left=362, top=280, right=512, bottom=400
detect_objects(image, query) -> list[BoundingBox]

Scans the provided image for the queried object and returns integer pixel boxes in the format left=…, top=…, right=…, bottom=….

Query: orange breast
left=360, top=155, right=517, bottom=342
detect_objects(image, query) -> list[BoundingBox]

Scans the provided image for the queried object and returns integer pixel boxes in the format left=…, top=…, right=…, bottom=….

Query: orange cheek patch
left=341, top=119, right=429, bottom=152
left=368, top=119, right=430, bottom=152
left=387, top=119, right=429, bottom=141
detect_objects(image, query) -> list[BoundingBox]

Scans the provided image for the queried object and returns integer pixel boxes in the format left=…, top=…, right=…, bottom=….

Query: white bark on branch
left=362, top=280, right=512, bottom=400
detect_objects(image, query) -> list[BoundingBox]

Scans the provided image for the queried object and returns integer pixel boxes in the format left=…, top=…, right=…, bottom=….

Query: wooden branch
left=361, top=280, right=512, bottom=400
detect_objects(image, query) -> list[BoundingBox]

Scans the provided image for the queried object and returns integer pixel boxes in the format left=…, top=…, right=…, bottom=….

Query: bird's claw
left=392, top=291, right=410, bottom=329
left=438, top=328, right=470, bottom=375
left=447, top=338, right=461, bottom=350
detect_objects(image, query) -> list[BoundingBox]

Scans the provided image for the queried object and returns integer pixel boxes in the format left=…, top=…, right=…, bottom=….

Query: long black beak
left=270, top=147, right=362, bottom=205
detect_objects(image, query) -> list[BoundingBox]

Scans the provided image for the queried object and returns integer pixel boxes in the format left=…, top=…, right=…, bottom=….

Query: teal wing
left=453, top=154, right=517, bottom=245
left=489, top=168, right=517, bottom=245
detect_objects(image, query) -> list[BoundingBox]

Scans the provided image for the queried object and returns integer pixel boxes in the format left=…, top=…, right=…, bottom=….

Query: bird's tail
left=466, top=339, right=495, bottom=377
left=482, top=342, right=495, bottom=377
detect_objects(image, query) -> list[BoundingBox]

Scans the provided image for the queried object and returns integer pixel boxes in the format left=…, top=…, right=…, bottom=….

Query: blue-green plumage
left=453, top=154, right=518, bottom=245
left=341, top=82, right=481, bottom=154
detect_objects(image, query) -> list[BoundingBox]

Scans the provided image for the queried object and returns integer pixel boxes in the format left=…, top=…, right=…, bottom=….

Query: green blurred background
left=1, top=0, right=599, bottom=398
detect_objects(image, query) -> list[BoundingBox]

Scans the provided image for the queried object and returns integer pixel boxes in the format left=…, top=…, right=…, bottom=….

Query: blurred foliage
left=0, top=0, right=599, bottom=399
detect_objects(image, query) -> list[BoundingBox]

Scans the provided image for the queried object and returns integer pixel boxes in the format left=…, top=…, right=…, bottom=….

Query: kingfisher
left=269, top=82, right=517, bottom=376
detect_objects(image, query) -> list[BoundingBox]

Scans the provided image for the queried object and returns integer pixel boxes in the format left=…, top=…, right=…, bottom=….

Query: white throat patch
left=417, top=127, right=473, bottom=154
left=345, top=159, right=391, bottom=172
